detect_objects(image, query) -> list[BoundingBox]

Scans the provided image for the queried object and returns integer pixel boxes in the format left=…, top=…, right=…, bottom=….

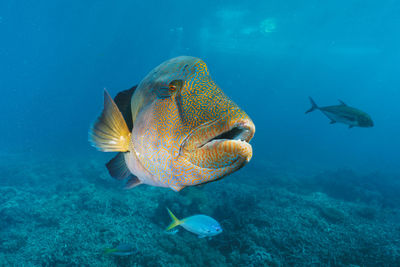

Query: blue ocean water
left=1, top=1, right=400, bottom=266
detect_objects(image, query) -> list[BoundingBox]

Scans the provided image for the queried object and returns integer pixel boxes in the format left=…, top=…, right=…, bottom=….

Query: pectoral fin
left=89, top=90, right=131, bottom=152
left=107, top=153, right=142, bottom=189
left=349, top=125, right=354, bottom=129
left=106, top=153, right=131, bottom=180
left=330, top=120, right=336, bottom=124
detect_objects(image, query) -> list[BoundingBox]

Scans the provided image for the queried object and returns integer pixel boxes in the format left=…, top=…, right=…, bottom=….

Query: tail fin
left=89, top=90, right=131, bottom=152
left=165, top=208, right=182, bottom=231
left=305, top=97, right=319, bottom=114
left=104, top=248, right=117, bottom=255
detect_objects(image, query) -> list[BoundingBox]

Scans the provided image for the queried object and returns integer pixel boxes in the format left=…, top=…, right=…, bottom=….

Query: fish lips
left=199, top=131, right=253, bottom=163
left=181, top=117, right=255, bottom=168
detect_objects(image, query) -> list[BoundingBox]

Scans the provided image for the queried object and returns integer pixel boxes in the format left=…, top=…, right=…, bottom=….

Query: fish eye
left=169, top=84, right=176, bottom=91
left=169, top=80, right=183, bottom=91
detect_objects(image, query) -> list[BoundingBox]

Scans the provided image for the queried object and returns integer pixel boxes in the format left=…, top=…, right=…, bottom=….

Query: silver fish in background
left=165, top=208, right=222, bottom=238
left=306, top=97, right=374, bottom=128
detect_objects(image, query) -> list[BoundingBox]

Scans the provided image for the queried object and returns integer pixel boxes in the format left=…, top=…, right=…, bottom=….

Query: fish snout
left=221, top=117, right=255, bottom=162
left=210, top=224, right=223, bottom=235
left=362, top=119, right=374, bottom=127
left=197, top=115, right=255, bottom=165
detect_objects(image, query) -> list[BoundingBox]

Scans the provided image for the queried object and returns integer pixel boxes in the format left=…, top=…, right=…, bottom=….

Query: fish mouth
left=181, top=117, right=255, bottom=167
left=199, top=120, right=254, bottom=149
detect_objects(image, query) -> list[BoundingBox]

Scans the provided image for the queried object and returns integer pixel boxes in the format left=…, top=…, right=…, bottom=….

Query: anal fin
left=170, top=184, right=185, bottom=192
left=124, top=175, right=142, bottom=189
left=106, top=152, right=142, bottom=189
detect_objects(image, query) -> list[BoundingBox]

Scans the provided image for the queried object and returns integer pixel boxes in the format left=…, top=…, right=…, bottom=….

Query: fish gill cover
left=0, top=0, right=400, bottom=266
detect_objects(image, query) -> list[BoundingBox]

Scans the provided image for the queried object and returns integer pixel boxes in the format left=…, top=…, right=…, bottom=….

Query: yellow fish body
left=89, top=56, right=255, bottom=191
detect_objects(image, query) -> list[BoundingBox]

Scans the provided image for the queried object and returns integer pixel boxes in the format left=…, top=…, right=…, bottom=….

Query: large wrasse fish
left=89, top=56, right=255, bottom=191
left=306, top=97, right=373, bottom=128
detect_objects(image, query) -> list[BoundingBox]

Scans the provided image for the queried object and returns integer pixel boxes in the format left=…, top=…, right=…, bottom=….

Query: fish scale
left=89, top=56, right=255, bottom=191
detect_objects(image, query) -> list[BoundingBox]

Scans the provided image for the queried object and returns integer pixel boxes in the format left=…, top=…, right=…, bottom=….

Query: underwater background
left=1, top=0, right=400, bottom=266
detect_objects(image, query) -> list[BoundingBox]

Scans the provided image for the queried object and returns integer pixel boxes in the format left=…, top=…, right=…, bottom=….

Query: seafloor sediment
left=0, top=153, right=399, bottom=266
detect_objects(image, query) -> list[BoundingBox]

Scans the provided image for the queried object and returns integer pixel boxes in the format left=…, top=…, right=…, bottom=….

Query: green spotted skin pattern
left=128, top=56, right=255, bottom=191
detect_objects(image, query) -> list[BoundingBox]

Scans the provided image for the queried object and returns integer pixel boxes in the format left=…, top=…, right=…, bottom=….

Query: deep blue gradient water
left=1, top=1, right=400, bottom=266
left=1, top=0, right=399, bottom=171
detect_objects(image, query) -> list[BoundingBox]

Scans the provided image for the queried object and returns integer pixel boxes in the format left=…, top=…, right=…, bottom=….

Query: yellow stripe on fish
left=89, top=56, right=255, bottom=191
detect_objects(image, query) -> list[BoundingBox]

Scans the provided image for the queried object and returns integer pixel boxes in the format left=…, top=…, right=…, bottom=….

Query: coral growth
left=0, top=154, right=399, bottom=266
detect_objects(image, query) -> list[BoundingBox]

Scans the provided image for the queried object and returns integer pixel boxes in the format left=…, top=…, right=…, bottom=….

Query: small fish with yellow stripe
left=166, top=208, right=222, bottom=238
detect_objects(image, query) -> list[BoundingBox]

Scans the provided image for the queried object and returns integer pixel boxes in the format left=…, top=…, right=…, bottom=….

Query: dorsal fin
left=338, top=99, right=347, bottom=106
left=114, top=85, right=137, bottom=131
